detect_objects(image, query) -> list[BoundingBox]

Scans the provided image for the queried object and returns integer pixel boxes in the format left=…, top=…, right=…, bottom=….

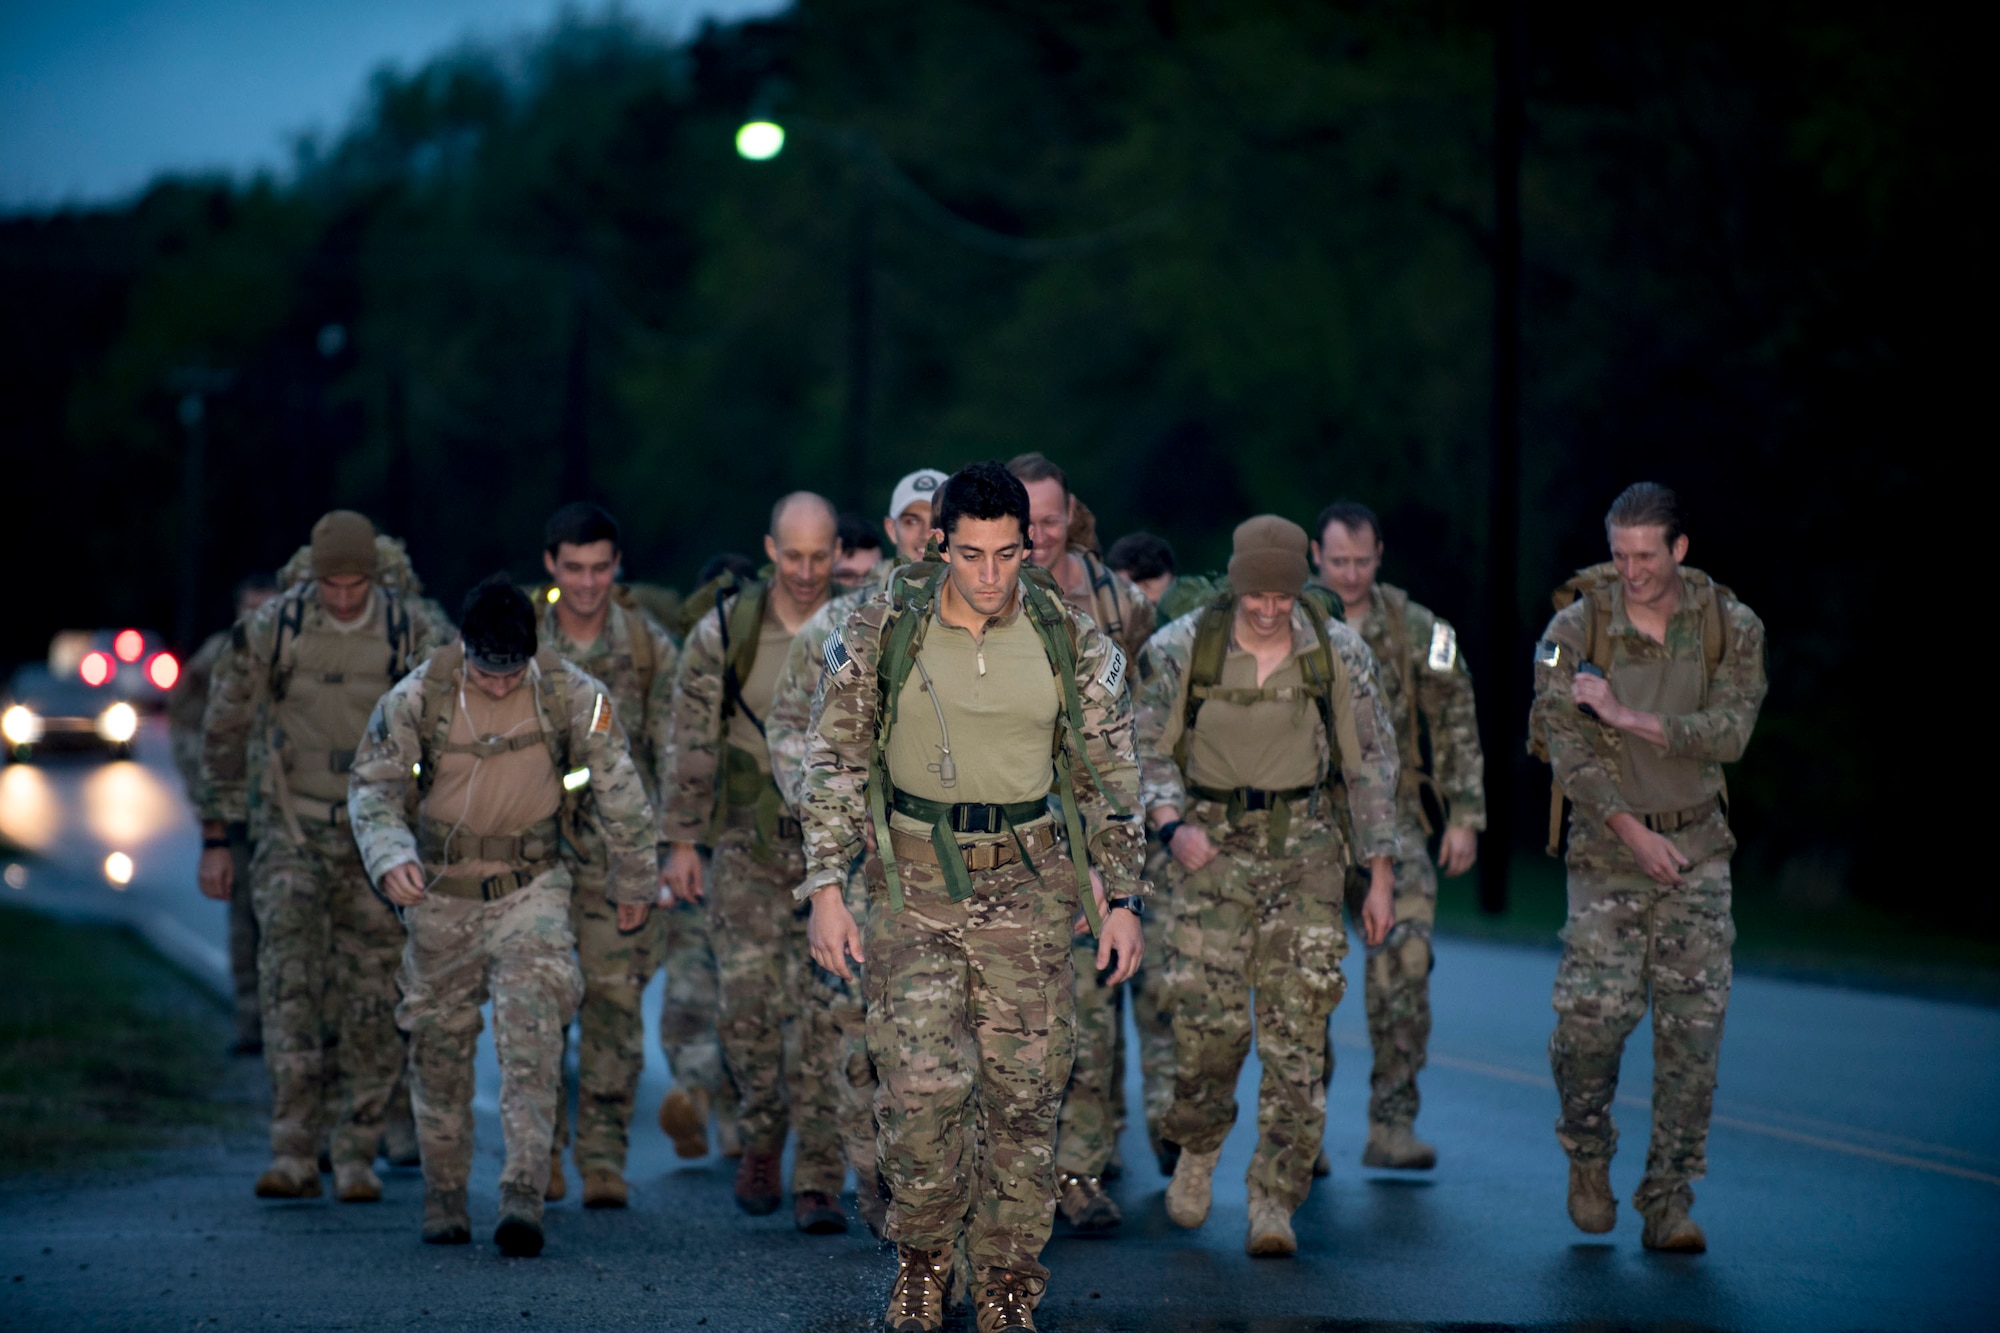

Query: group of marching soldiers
left=170, top=457, right=1766, bottom=1333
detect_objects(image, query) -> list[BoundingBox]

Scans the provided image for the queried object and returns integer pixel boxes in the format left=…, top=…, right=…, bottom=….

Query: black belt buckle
left=950, top=803, right=1003, bottom=835
left=1239, top=787, right=1274, bottom=812
left=776, top=817, right=802, bottom=840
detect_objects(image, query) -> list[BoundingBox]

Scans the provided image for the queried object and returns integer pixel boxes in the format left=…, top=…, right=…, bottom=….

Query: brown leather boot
left=657, top=1086, right=710, bottom=1159
left=544, top=1150, right=567, bottom=1202
left=1055, top=1171, right=1122, bottom=1231
left=971, top=1270, right=1042, bottom=1333
left=422, top=1187, right=470, bottom=1245
left=1641, top=1199, right=1707, bottom=1253
left=332, top=1159, right=382, bottom=1203
left=581, top=1169, right=629, bottom=1209
left=1567, top=1161, right=1616, bottom=1234
left=793, top=1189, right=847, bottom=1234
left=253, top=1155, right=323, bottom=1200
left=494, top=1186, right=545, bottom=1258
left=734, top=1149, right=782, bottom=1216
left=884, top=1246, right=951, bottom=1332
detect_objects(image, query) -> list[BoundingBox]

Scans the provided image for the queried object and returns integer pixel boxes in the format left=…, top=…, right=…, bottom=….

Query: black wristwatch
left=1106, top=895, right=1143, bottom=918
left=1156, top=820, right=1185, bottom=848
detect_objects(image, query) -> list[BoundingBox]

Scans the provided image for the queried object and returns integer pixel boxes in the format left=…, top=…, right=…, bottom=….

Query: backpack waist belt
left=286, top=746, right=356, bottom=775
left=1189, top=783, right=1319, bottom=855
left=283, top=792, right=351, bottom=826
left=426, top=868, right=549, bottom=902
left=420, top=816, right=562, bottom=868
left=888, top=822, right=1059, bottom=874
left=890, top=788, right=1051, bottom=835
left=1640, top=798, right=1720, bottom=835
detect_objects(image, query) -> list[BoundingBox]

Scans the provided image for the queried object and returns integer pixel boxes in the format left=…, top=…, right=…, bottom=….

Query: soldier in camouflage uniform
left=1135, top=515, right=1399, bottom=1257
left=766, top=468, right=947, bottom=1239
left=198, top=512, right=451, bottom=1203
left=660, top=493, right=843, bottom=1226
left=1008, top=453, right=1157, bottom=1228
left=172, top=573, right=276, bottom=1053
left=533, top=503, right=678, bottom=1208
left=348, top=576, right=657, bottom=1256
left=1531, top=483, right=1766, bottom=1254
left=802, top=462, right=1146, bottom=1333
left=1311, top=500, right=1486, bottom=1169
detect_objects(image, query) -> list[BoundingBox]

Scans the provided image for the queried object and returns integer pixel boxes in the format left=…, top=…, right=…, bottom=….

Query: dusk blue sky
left=0, top=1, right=783, bottom=209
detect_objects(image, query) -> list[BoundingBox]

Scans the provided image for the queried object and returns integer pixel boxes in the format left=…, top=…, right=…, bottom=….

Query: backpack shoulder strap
left=1082, top=551, right=1124, bottom=640
left=613, top=587, right=658, bottom=700
left=269, top=588, right=308, bottom=701
left=1174, top=595, right=1236, bottom=773
left=1296, top=597, right=1343, bottom=780
left=382, top=588, right=413, bottom=678
left=718, top=580, right=768, bottom=731
left=532, top=647, right=570, bottom=769
left=1376, top=584, right=1424, bottom=773
left=416, top=642, right=464, bottom=795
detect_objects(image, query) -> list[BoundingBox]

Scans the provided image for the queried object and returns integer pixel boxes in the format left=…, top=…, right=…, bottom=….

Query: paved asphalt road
left=3, top=720, right=1997, bottom=1332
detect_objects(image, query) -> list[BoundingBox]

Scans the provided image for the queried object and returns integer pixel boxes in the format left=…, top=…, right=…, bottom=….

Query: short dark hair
left=696, top=552, right=759, bottom=586
left=936, top=461, right=1031, bottom=550
left=1006, top=451, right=1068, bottom=499
left=836, top=512, right=882, bottom=555
left=459, top=574, right=537, bottom=663
left=233, top=571, right=278, bottom=602
left=1313, top=500, right=1382, bottom=547
left=1106, top=531, right=1176, bottom=582
left=1605, top=481, right=1685, bottom=545
left=544, top=501, right=620, bottom=558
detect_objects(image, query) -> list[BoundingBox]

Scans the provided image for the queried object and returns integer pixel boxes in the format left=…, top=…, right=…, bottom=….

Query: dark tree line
left=0, top=2, right=1984, bottom=925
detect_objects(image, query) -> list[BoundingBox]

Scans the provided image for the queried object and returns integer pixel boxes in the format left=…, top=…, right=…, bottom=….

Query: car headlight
left=2, top=705, right=41, bottom=746
left=98, top=701, right=139, bottom=744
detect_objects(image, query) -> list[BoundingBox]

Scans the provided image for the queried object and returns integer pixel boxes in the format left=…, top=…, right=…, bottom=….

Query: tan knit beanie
left=310, top=510, right=378, bottom=580
left=1228, top=514, right=1310, bottom=597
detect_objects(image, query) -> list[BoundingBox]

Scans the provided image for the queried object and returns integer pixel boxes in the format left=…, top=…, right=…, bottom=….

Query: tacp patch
left=1428, top=620, right=1459, bottom=672
left=823, top=630, right=856, bottom=678
left=589, top=693, right=613, bottom=735
left=1098, top=643, right=1127, bottom=696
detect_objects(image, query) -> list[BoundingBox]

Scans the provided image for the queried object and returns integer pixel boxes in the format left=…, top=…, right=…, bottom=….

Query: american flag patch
left=823, top=631, right=855, bottom=677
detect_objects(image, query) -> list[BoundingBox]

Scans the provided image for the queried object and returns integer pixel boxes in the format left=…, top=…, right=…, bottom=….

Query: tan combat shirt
left=420, top=680, right=560, bottom=881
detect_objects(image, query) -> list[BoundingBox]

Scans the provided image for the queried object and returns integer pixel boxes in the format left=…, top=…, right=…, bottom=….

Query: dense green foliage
left=0, top=3, right=1982, bottom=921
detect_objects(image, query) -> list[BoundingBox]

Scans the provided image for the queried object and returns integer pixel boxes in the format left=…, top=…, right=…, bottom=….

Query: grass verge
left=0, top=903, right=252, bottom=1174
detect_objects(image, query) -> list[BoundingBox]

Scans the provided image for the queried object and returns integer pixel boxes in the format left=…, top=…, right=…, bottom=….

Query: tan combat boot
left=971, top=1270, right=1042, bottom=1333
left=1362, top=1122, right=1438, bottom=1171
left=1641, top=1199, right=1707, bottom=1253
left=253, top=1155, right=323, bottom=1200
left=333, top=1159, right=383, bottom=1203
left=494, top=1186, right=545, bottom=1258
left=1567, top=1161, right=1616, bottom=1234
left=581, top=1168, right=629, bottom=1209
left=1245, top=1186, right=1298, bottom=1257
left=544, top=1149, right=567, bottom=1202
left=422, top=1187, right=470, bottom=1245
left=1055, top=1171, right=1122, bottom=1231
left=884, top=1246, right=952, bottom=1332
left=1164, top=1145, right=1222, bottom=1229
left=657, top=1086, right=710, bottom=1159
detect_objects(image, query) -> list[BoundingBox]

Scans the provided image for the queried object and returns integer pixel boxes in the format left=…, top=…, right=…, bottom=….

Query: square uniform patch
left=590, top=694, right=613, bottom=735
left=823, top=631, right=855, bottom=678
left=1098, top=644, right=1127, bottom=697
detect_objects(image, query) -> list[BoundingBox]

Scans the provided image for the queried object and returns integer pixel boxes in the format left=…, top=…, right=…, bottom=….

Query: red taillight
left=80, top=651, right=114, bottom=686
left=147, top=652, right=180, bottom=690
left=113, top=629, right=145, bottom=663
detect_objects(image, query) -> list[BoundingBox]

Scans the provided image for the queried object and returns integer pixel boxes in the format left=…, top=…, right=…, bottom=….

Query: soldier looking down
left=801, top=461, right=1145, bottom=1333
left=1530, top=482, right=1766, bottom=1254
left=535, top=502, right=679, bottom=1208
left=1136, top=515, right=1399, bottom=1257
left=660, top=492, right=842, bottom=1225
left=199, top=511, right=449, bottom=1204
left=1310, top=500, right=1487, bottom=1170
left=348, top=576, right=657, bottom=1257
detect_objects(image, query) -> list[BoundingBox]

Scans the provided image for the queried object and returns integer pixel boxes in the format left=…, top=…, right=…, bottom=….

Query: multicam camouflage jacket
left=767, top=564, right=898, bottom=812
left=539, top=596, right=678, bottom=809
left=168, top=628, right=230, bottom=798
left=797, top=574, right=1147, bottom=902
left=1057, top=549, right=1156, bottom=663
left=657, top=591, right=774, bottom=847
left=1134, top=602, right=1402, bottom=864
left=1350, top=582, right=1487, bottom=832
left=346, top=654, right=659, bottom=904
left=1530, top=572, right=1767, bottom=829
left=198, top=582, right=451, bottom=826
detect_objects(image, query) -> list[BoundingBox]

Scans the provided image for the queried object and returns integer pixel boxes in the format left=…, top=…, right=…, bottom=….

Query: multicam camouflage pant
left=1056, top=848, right=1177, bottom=1177
left=1162, top=809, right=1348, bottom=1212
left=1550, top=809, right=1735, bottom=1214
left=227, top=835, right=261, bottom=1046
left=1340, top=808, right=1437, bottom=1129
left=250, top=813, right=405, bottom=1166
left=798, top=854, right=878, bottom=1196
left=658, top=890, right=737, bottom=1124
left=553, top=829, right=665, bottom=1175
left=866, top=842, right=1079, bottom=1284
left=398, top=875, right=583, bottom=1199
left=709, top=824, right=843, bottom=1190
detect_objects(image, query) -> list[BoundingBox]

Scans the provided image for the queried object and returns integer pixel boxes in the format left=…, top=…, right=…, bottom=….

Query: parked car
left=3, top=629, right=179, bottom=762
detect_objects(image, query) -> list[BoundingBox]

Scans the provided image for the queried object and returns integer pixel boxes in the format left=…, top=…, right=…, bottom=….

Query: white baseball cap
left=887, top=468, right=949, bottom=522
